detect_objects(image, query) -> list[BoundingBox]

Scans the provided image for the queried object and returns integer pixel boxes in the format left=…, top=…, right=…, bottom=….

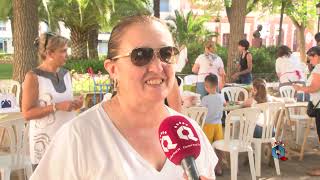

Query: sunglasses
left=44, top=32, right=56, bottom=51
left=34, top=32, right=56, bottom=50
left=111, top=46, right=179, bottom=66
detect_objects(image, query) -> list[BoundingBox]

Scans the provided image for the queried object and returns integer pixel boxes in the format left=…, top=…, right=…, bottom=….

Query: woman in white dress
left=22, top=33, right=83, bottom=169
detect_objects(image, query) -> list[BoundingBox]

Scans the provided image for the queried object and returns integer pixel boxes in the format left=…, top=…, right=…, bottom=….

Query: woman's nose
left=147, top=53, right=164, bottom=73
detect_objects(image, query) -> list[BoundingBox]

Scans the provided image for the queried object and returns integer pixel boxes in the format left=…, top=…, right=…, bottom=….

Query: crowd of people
left=12, top=13, right=320, bottom=179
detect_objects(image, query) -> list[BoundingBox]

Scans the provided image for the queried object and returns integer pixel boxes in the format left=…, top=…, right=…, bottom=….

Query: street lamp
left=316, top=3, right=320, bottom=32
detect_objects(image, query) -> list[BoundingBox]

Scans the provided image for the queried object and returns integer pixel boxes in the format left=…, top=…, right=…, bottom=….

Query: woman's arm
left=192, top=63, right=200, bottom=74
left=167, top=80, right=182, bottom=112
left=22, top=72, right=75, bottom=121
left=22, top=72, right=55, bottom=121
left=293, top=73, right=320, bottom=93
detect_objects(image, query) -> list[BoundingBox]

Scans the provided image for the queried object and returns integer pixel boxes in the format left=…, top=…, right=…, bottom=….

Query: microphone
left=158, top=115, right=201, bottom=180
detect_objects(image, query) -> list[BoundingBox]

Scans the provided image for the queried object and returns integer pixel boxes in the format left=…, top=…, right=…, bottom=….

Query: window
left=160, top=0, right=170, bottom=12
left=0, top=41, right=3, bottom=52
left=0, top=22, right=6, bottom=31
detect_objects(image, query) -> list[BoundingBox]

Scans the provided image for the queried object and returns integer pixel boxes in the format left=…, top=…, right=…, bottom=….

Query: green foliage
left=286, top=0, right=317, bottom=28
left=102, top=0, right=151, bottom=31
left=259, top=0, right=317, bottom=28
left=171, top=10, right=216, bottom=74
left=250, top=46, right=277, bottom=73
left=0, top=63, right=12, bottom=79
left=0, top=0, right=11, bottom=20
left=172, top=10, right=215, bottom=46
left=181, top=41, right=203, bottom=74
left=64, top=59, right=107, bottom=74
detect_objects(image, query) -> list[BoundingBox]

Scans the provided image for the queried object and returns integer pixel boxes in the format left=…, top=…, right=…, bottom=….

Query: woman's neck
left=39, top=62, right=59, bottom=73
left=108, top=96, right=168, bottom=128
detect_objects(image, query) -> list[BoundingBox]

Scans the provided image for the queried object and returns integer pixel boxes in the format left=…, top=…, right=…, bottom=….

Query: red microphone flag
left=158, top=115, right=201, bottom=165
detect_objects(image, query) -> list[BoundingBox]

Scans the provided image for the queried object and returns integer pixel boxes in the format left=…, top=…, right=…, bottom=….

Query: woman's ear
left=104, top=59, right=117, bottom=79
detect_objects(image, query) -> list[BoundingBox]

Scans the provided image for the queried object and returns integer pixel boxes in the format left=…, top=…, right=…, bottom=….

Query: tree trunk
left=278, top=0, right=285, bottom=46
left=297, top=26, right=306, bottom=62
left=70, top=27, right=88, bottom=59
left=12, top=0, right=38, bottom=83
left=290, top=17, right=306, bottom=62
left=153, top=0, right=160, bottom=18
left=226, top=0, right=248, bottom=82
left=88, top=25, right=99, bottom=59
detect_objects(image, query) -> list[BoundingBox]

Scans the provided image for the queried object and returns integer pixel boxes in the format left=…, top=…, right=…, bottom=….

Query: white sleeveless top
left=29, top=68, right=76, bottom=164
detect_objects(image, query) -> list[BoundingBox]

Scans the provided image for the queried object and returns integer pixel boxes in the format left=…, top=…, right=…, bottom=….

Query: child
left=201, top=74, right=225, bottom=176
left=243, top=78, right=283, bottom=138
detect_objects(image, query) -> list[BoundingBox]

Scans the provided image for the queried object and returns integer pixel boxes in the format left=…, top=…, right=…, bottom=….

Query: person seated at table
left=242, top=78, right=283, bottom=138
left=30, top=15, right=218, bottom=180
left=22, top=32, right=83, bottom=169
left=201, top=74, right=226, bottom=176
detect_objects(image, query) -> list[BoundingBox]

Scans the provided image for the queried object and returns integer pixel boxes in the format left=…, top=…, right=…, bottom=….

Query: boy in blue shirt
left=201, top=73, right=225, bottom=175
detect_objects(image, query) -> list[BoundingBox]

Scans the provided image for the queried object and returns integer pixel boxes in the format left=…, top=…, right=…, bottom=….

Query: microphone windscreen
left=158, top=115, right=201, bottom=165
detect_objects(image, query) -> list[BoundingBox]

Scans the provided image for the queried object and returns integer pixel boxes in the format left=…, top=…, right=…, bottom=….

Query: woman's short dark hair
left=307, top=46, right=320, bottom=56
left=315, top=32, right=320, bottom=43
left=238, top=39, right=250, bottom=50
left=277, top=45, right=292, bottom=58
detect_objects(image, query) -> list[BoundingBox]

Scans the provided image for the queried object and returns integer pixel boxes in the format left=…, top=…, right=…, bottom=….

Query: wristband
left=52, top=103, right=57, bottom=113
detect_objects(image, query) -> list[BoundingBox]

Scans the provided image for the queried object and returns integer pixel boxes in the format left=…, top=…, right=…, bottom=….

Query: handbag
left=307, top=100, right=320, bottom=117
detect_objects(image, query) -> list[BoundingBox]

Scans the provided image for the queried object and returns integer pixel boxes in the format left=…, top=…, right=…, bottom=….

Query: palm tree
left=170, top=10, right=214, bottom=73
left=172, top=10, right=214, bottom=46
left=41, top=0, right=114, bottom=59
left=42, top=0, right=151, bottom=59
left=89, top=0, right=151, bottom=58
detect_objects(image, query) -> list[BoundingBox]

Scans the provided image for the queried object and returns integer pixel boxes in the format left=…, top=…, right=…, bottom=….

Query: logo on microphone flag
left=159, top=116, right=201, bottom=165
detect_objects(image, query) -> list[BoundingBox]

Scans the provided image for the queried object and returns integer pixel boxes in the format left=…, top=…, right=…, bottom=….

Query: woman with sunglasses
left=22, top=33, right=83, bottom=169
left=30, top=15, right=217, bottom=180
left=292, top=46, right=320, bottom=176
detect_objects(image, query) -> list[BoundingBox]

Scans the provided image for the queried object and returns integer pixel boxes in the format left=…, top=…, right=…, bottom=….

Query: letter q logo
left=160, top=135, right=177, bottom=152
left=177, top=126, right=198, bottom=141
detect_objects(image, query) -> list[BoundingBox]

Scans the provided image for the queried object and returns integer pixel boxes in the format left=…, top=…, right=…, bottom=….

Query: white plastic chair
left=0, top=119, right=32, bottom=180
left=280, top=85, right=310, bottom=145
left=183, top=75, right=198, bottom=85
left=279, top=85, right=295, bottom=99
left=213, top=107, right=260, bottom=180
left=0, top=80, right=21, bottom=106
left=182, top=106, right=208, bottom=128
left=221, top=86, right=249, bottom=102
left=252, top=102, right=285, bottom=176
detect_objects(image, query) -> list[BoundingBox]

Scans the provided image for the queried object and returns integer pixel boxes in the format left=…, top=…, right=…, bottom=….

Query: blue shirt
left=201, top=93, right=225, bottom=124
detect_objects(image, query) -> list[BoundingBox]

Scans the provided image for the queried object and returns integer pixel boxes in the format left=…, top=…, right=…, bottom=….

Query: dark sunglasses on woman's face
left=111, top=46, right=180, bottom=66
